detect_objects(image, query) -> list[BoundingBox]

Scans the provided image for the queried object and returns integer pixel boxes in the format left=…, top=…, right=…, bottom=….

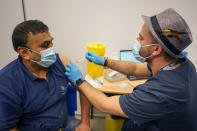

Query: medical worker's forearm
left=106, top=59, right=135, bottom=75
left=107, top=59, right=150, bottom=77
left=78, top=81, right=128, bottom=118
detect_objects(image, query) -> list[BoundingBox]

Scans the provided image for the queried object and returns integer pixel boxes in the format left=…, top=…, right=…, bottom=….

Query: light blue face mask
left=27, top=47, right=57, bottom=68
left=132, top=40, right=157, bottom=63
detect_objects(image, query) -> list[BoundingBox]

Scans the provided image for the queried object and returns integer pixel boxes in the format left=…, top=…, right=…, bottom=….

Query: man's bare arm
left=79, top=92, right=90, bottom=124
left=59, top=54, right=71, bottom=68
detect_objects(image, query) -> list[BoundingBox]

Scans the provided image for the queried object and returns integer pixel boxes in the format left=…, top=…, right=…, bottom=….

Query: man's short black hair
left=12, top=20, right=49, bottom=51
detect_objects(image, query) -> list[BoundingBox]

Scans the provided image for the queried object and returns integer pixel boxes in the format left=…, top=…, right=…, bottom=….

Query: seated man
left=0, top=20, right=91, bottom=131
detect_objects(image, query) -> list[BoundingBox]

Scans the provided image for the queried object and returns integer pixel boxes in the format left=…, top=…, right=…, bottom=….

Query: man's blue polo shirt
left=120, top=58, right=197, bottom=131
left=0, top=54, right=69, bottom=130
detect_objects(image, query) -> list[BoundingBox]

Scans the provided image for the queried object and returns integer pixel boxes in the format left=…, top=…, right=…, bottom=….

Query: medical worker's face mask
left=132, top=40, right=158, bottom=63
left=26, top=47, right=57, bottom=68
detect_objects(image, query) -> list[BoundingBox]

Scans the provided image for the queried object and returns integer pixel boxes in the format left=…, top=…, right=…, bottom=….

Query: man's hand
left=65, top=62, right=83, bottom=86
left=85, top=51, right=105, bottom=66
left=75, top=123, right=91, bottom=131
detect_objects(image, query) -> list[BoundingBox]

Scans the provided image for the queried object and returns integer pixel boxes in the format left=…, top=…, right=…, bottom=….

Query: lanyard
left=159, top=62, right=177, bottom=71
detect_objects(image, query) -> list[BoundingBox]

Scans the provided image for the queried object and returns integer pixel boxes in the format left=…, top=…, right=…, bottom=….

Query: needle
left=75, top=57, right=85, bottom=64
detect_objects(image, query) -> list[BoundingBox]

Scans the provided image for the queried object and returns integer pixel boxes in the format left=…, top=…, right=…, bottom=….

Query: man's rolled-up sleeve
left=119, top=84, right=165, bottom=125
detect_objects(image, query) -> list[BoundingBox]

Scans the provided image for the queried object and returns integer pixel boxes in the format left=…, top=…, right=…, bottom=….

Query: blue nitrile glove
left=85, top=51, right=105, bottom=66
left=65, top=62, right=83, bottom=85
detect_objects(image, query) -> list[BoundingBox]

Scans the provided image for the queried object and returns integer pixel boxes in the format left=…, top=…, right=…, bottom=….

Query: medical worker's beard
left=140, top=47, right=153, bottom=63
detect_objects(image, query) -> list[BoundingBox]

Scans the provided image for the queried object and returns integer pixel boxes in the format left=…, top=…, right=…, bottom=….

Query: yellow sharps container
left=105, top=114, right=125, bottom=131
left=86, top=43, right=106, bottom=78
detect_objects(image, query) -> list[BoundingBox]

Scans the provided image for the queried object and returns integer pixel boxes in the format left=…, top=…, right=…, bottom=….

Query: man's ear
left=152, top=44, right=163, bottom=56
left=17, top=46, right=31, bottom=60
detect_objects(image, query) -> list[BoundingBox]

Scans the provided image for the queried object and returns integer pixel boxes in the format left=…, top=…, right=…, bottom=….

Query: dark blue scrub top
left=0, top=54, right=69, bottom=130
left=119, top=58, right=197, bottom=131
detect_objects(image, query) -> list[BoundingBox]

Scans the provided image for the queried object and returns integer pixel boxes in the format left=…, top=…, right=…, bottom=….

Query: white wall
left=0, top=0, right=24, bottom=68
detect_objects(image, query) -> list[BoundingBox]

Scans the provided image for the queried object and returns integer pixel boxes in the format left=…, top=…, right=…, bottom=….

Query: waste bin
left=86, top=43, right=106, bottom=78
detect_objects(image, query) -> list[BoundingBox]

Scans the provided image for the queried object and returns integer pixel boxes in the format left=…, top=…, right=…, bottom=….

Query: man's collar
left=18, top=56, right=53, bottom=81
